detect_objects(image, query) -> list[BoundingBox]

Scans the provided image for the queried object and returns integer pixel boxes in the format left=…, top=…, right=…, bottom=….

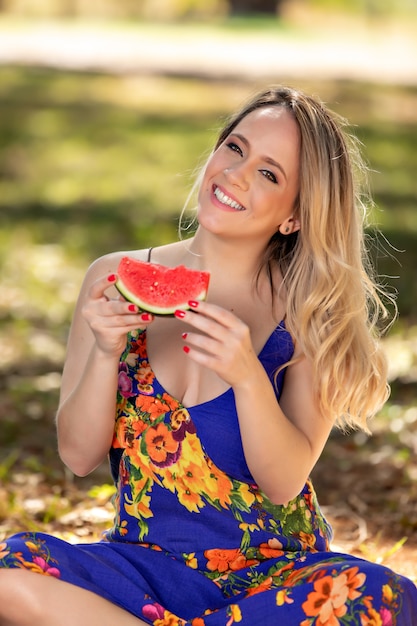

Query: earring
left=285, top=226, right=290, bottom=234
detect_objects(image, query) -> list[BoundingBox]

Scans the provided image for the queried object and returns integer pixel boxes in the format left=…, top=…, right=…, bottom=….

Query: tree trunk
left=228, top=0, right=281, bottom=16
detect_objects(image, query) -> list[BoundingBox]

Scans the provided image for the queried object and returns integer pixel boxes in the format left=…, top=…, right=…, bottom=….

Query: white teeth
left=214, top=186, right=245, bottom=211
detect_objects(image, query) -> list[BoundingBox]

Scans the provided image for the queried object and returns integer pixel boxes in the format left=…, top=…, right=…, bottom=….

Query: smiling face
left=197, top=106, right=301, bottom=245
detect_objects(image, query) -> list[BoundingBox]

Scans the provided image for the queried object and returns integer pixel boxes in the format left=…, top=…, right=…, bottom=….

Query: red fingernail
left=183, top=345, right=190, bottom=354
left=108, top=274, right=117, bottom=282
left=181, top=332, right=188, bottom=339
left=128, top=304, right=137, bottom=312
left=174, top=310, right=186, bottom=319
left=141, top=313, right=151, bottom=321
left=188, top=300, right=199, bottom=308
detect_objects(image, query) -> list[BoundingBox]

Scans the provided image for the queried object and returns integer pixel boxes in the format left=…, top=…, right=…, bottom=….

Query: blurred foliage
left=0, top=67, right=416, bottom=331
left=0, top=0, right=415, bottom=21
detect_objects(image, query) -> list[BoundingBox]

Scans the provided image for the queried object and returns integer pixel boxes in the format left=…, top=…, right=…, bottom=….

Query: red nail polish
left=188, top=300, right=199, bottom=308
left=108, top=273, right=117, bottom=282
left=128, top=304, right=137, bottom=312
left=181, top=332, right=188, bottom=339
left=183, top=345, right=190, bottom=354
left=141, top=312, right=151, bottom=321
left=175, top=310, right=186, bottom=319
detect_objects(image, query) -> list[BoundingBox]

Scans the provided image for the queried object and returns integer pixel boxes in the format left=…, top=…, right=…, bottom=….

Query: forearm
left=233, top=364, right=315, bottom=504
left=56, top=344, right=120, bottom=476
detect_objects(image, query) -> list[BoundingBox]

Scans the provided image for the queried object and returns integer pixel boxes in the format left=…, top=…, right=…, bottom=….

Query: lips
left=212, top=185, right=245, bottom=211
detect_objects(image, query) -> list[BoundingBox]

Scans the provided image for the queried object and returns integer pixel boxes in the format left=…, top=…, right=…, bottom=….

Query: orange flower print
left=302, top=572, right=349, bottom=625
left=136, top=395, right=170, bottom=420
left=298, top=531, right=317, bottom=551
left=205, top=548, right=257, bottom=574
left=114, top=416, right=147, bottom=449
left=0, top=542, right=10, bottom=559
left=130, top=335, right=147, bottom=359
left=360, top=607, right=385, bottom=625
left=20, top=556, right=60, bottom=578
left=144, top=422, right=180, bottom=467
left=344, top=566, right=366, bottom=601
left=135, top=364, right=155, bottom=393
left=259, top=538, right=284, bottom=559
left=246, top=576, right=273, bottom=597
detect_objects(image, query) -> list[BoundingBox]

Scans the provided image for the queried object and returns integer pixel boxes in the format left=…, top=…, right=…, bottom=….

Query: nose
left=224, top=162, right=249, bottom=190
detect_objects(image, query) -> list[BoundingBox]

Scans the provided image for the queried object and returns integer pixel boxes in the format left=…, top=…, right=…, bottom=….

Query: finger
left=88, top=273, right=119, bottom=300
left=188, top=300, right=238, bottom=327
left=182, top=331, right=222, bottom=358
left=175, top=304, right=246, bottom=342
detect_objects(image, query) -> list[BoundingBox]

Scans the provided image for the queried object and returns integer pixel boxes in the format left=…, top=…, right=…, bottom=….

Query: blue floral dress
left=1, top=324, right=417, bottom=625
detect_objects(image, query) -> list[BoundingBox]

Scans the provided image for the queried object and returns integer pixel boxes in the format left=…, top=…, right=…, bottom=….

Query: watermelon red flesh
left=116, top=256, right=210, bottom=315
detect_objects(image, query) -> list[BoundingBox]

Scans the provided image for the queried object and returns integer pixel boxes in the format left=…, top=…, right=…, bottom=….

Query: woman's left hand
left=175, top=301, right=258, bottom=388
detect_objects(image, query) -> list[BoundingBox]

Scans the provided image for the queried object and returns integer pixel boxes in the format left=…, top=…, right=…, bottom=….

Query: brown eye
left=226, top=141, right=243, bottom=156
left=260, top=169, right=278, bottom=184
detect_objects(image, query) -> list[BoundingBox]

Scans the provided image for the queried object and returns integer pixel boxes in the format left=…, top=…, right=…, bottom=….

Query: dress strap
left=147, top=247, right=153, bottom=262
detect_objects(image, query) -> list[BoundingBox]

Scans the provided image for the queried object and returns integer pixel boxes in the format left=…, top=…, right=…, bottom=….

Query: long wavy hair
left=182, top=86, right=394, bottom=431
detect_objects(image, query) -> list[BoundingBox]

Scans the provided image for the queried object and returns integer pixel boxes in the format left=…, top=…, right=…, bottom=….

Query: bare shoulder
left=86, top=240, right=188, bottom=277
left=88, top=248, right=150, bottom=276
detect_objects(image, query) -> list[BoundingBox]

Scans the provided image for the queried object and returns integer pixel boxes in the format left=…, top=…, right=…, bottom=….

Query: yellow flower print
left=203, top=460, right=233, bottom=507
left=276, top=589, right=294, bottom=606
left=155, top=610, right=186, bottom=626
left=24, top=541, right=38, bottom=553
left=170, top=408, right=191, bottom=431
left=237, top=481, right=256, bottom=509
left=184, top=552, right=198, bottom=569
left=176, top=477, right=205, bottom=513
left=239, top=522, right=260, bottom=533
left=382, top=583, right=394, bottom=604
left=125, top=351, right=139, bottom=368
left=226, top=604, right=242, bottom=625
left=124, top=492, right=153, bottom=520
left=180, top=459, right=208, bottom=495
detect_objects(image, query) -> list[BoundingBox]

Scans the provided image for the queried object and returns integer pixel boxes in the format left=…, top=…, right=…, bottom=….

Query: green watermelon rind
left=115, top=280, right=208, bottom=315
left=115, top=258, right=210, bottom=316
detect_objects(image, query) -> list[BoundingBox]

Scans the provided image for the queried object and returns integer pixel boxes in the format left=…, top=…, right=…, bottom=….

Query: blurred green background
left=1, top=0, right=417, bottom=573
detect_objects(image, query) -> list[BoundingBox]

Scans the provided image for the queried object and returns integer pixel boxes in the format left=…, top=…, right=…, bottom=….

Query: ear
left=278, top=216, right=300, bottom=236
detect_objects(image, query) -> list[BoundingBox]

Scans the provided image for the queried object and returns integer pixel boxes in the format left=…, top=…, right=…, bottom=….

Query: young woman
left=1, top=86, right=416, bottom=625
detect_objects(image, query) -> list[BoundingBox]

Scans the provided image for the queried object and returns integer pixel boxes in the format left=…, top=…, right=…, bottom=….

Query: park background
left=1, top=0, right=417, bottom=581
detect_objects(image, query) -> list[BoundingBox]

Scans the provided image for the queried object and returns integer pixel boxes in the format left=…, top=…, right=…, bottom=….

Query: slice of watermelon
left=116, top=256, right=210, bottom=315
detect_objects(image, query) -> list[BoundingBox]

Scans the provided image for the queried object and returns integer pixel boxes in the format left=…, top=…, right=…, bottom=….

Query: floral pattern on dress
left=109, top=330, right=330, bottom=551
left=0, top=535, right=61, bottom=578
left=1, top=327, right=416, bottom=625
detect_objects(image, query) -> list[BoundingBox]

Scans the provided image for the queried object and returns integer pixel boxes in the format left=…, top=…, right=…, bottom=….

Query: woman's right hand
left=81, top=273, right=154, bottom=357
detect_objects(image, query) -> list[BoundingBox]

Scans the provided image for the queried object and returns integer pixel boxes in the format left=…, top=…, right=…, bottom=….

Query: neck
left=184, top=227, right=269, bottom=284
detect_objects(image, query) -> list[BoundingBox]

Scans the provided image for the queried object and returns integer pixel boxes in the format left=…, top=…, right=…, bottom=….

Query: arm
left=56, top=252, right=153, bottom=476
left=177, top=301, right=333, bottom=504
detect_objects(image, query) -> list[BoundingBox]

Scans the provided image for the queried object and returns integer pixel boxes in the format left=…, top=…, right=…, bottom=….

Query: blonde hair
left=183, top=86, right=393, bottom=432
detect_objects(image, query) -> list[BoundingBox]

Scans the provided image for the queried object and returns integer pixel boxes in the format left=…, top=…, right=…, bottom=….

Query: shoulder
left=81, top=249, right=150, bottom=284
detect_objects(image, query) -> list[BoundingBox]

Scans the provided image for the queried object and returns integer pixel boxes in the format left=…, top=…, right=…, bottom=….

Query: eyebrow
left=231, top=132, right=288, bottom=182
